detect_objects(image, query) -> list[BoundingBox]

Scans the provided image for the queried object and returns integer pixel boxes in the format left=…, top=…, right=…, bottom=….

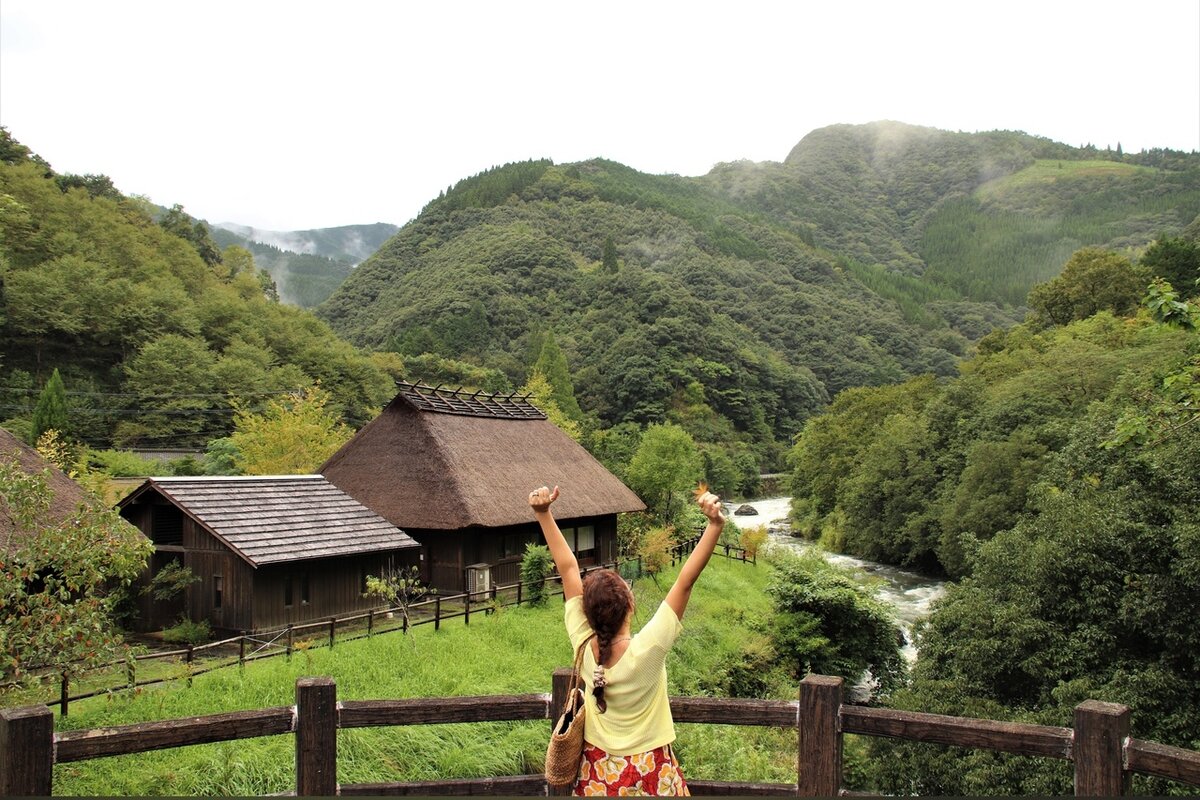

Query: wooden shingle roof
left=119, top=475, right=419, bottom=567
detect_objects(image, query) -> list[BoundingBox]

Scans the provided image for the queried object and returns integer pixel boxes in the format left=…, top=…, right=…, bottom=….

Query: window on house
left=152, top=505, right=184, bottom=546
left=300, top=574, right=310, bottom=605
left=576, top=525, right=596, bottom=560
left=502, top=532, right=523, bottom=558
left=213, top=575, right=223, bottom=609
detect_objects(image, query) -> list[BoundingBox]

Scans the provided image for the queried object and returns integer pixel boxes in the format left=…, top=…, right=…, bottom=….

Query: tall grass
left=51, top=556, right=801, bottom=795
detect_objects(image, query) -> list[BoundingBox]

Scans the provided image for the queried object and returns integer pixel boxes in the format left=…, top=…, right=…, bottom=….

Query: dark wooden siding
left=251, top=550, right=420, bottom=631
left=417, top=514, right=618, bottom=595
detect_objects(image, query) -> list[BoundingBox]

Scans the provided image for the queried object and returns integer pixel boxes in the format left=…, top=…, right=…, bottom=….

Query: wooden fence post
left=550, top=667, right=577, bottom=796
left=435, top=595, right=441, bottom=631
left=238, top=633, right=246, bottom=668
left=295, top=677, right=338, bottom=796
left=286, top=624, right=294, bottom=660
left=517, top=579, right=523, bottom=607
left=59, top=672, right=69, bottom=717
left=464, top=592, right=471, bottom=626
left=0, top=705, right=54, bottom=796
left=328, top=618, right=336, bottom=648
left=367, top=609, right=374, bottom=637
left=1074, top=700, right=1130, bottom=797
left=798, top=674, right=843, bottom=796
left=126, top=655, right=135, bottom=689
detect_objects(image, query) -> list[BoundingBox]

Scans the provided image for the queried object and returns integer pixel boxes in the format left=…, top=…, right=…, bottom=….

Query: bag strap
left=569, top=633, right=595, bottom=698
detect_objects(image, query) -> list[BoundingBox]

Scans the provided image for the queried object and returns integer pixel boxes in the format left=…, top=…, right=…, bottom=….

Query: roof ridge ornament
left=393, top=380, right=547, bottom=420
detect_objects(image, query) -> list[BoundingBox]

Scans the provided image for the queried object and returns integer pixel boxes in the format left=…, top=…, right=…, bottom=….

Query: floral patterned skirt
left=573, top=741, right=690, bottom=796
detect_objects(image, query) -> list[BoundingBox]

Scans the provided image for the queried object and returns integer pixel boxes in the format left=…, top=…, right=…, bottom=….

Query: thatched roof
left=0, top=427, right=120, bottom=550
left=118, top=476, right=420, bottom=568
left=320, top=383, right=646, bottom=530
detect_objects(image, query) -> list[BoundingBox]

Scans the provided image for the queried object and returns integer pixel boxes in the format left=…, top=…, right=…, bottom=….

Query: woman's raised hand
left=528, top=485, right=560, bottom=513
left=697, top=490, right=725, bottom=524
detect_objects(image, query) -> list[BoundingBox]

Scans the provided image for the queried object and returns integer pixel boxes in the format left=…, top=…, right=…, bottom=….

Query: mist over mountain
left=209, top=222, right=399, bottom=308
left=213, top=222, right=398, bottom=263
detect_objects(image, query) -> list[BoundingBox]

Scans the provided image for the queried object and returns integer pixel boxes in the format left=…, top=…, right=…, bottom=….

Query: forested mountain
left=317, top=124, right=1198, bottom=473
left=207, top=222, right=398, bottom=308
left=208, top=229, right=355, bottom=308
left=704, top=121, right=1200, bottom=305
left=214, top=221, right=398, bottom=263
left=0, top=131, right=395, bottom=449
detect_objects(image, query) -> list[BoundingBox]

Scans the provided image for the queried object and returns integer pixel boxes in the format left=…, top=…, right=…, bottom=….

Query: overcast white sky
left=2, top=0, right=1198, bottom=231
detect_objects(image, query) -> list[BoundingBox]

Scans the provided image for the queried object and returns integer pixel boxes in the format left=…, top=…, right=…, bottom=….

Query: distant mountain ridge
left=214, top=222, right=398, bottom=263
left=211, top=222, right=399, bottom=307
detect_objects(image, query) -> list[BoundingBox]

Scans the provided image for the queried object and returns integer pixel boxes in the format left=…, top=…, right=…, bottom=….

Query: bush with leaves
left=765, top=550, right=904, bottom=699
left=363, top=565, right=427, bottom=632
left=739, top=525, right=769, bottom=559
left=519, top=544, right=554, bottom=606
left=0, top=456, right=152, bottom=681
left=161, top=618, right=211, bottom=645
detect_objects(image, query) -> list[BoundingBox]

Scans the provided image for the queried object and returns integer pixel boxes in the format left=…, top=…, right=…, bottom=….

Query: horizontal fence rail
left=34, top=553, right=725, bottom=715
left=3, top=674, right=1198, bottom=797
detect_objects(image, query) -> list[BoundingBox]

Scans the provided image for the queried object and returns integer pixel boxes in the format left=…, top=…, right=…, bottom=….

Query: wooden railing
left=31, top=559, right=628, bottom=715
left=31, top=541, right=755, bottom=716
left=2, top=673, right=1197, bottom=796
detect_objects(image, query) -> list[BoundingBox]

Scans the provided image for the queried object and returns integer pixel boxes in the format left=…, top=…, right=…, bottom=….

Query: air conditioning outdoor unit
left=466, top=563, right=491, bottom=596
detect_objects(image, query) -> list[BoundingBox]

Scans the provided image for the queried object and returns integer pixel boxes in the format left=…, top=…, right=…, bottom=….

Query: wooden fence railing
left=33, top=561, right=611, bottom=715
left=27, top=541, right=752, bottom=716
left=2, top=673, right=1197, bottom=796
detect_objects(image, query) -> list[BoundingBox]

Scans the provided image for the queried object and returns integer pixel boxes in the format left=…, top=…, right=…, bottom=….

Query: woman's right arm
left=665, top=490, right=725, bottom=620
left=529, top=485, right=583, bottom=600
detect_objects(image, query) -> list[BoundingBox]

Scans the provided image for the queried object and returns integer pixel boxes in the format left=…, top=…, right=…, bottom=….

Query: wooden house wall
left=416, top=514, right=618, bottom=594
left=251, top=550, right=420, bottom=631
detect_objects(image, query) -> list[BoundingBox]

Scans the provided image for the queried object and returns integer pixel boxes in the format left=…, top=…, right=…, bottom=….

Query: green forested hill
left=0, top=133, right=394, bottom=448
left=207, top=222, right=398, bottom=308
left=317, top=124, right=1197, bottom=470
left=704, top=122, right=1200, bottom=305
left=318, top=158, right=979, bottom=470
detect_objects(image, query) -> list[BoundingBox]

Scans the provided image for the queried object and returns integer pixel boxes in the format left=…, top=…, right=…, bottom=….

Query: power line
left=0, top=405, right=258, bottom=417
left=0, top=387, right=306, bottom=398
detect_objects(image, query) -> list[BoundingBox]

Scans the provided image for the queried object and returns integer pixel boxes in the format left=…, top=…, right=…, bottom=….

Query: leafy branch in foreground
left=0, top=456, right=151, bottom=681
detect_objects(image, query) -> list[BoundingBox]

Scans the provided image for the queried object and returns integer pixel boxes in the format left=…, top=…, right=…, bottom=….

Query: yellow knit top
left=564, top=594, right=682, bottom=756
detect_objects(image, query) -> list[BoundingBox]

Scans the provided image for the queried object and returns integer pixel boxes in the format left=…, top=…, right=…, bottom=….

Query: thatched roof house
left=321, top=382, right=645, bottom=592
left=0, top=427, right=107, bottom=550
left=119, top=476, right=420, bottom=633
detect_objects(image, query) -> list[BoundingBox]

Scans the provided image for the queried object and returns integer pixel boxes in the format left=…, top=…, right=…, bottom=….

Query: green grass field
left=50, top=556, right=802, bottom=795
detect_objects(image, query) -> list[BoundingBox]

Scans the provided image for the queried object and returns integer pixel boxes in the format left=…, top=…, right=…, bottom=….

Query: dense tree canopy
left=0, top=140, right=394, bottom=449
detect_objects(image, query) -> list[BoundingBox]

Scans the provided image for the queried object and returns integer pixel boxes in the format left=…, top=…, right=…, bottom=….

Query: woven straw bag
left=545, top=639, right=589, bottom=787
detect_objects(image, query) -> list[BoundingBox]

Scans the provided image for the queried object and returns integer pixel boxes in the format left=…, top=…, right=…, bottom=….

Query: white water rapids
left=732, top=496, right=947, bottom=662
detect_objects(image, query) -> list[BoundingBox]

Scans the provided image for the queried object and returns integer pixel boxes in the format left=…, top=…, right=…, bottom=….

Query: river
left=733, top=496, right=947, bottom=662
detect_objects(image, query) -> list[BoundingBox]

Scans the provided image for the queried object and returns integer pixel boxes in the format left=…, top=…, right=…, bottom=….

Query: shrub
left=739, top=525, right=769, bottom=559
left=162, top=618, right=211, bottom=645
left=639, top=526, right=673, bottom=576
left=520, top=543, right=554, bottom=606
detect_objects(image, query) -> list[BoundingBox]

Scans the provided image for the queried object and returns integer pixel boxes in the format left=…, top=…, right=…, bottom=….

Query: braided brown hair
left=582, top=569, right=633, bottom=713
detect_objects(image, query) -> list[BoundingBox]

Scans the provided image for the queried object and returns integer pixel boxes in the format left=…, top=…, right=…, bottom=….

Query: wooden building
left=321, top=382, right=646, bottom=593
left=118, top=475, right=420, bottom=633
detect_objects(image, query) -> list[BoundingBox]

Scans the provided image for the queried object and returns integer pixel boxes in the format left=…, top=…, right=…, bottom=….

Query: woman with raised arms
left=528, top=484, right=726, bottom=796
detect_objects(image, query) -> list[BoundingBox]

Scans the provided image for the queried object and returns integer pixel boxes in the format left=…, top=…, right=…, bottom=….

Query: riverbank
left=737, top=496, right=947, bottom=661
